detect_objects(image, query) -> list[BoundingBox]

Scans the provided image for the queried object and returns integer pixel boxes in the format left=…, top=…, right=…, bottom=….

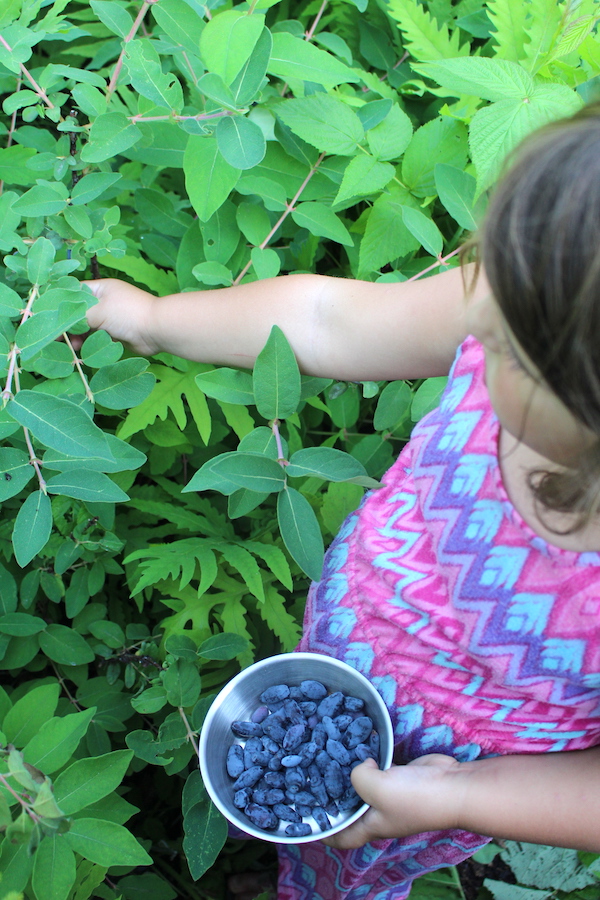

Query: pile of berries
left=227, top=680, right=379, bottom=837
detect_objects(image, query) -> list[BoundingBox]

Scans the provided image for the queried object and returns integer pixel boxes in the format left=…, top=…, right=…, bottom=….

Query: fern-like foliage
left=486, top=0, right=530, bottom=62
left=384, top=0, right=471, bottom=62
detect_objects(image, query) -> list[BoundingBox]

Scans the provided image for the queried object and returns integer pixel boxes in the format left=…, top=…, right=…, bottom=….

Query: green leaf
left=80, top=330, right=124, bottom=368
left=0, top=144, right=36, bottom=185
left=80, top=113, right=142, bottom=164
left=358, top=187, right=419, bottom=276
left=71, top=173, right=122, bottom=207
left=287, top=447, right=371, bottom=483
left=184, top=135, right=240, bottom=223
left=199, top=10, right=265, bottom=85
left=470, top=86, right=582, bottom=194
left=211, top=452, right=285, bottom=493
left=486, top=0, right=529, bottom=62
left=0, top=281, right=22, bottom=316
left=131, top=686, right=168, bottom=714
left=500, top=841, right=598, bottom=893
left=414, top=57, right=535, bottom=101
left=374, top=380, right=412, bottom=430
left=366, top=104, right=413, bottom=161
left=411, top=376, right=447, bottom=421
left=152, top=0, right=205, bottom=56
left=26, top=237, right=56, bottom=285
left=197, top=632, right=249, bottom=660
left=277, top=94, right=364, bottom=156
left=195, top=368, right=254, bottom=405
left=483, top=882, right=550, bottom=900
left=45, top=470, right=129, bottom=503
left=253, top=324, right=301, bottom=420
left=89, top=359, right=155, bottom=409
left=39, top=624, right=95, bottom=666
left=7, top=392, right=116, bottom=461
left=216, top=116, right=266, bottom=170
left=23, top=708, right=95, bottom=774
left=292, top=202, right=353, bottom=246
left=3, top=683, right=59, bottom=747
left=89, top=0, right=133, bottom=37
left=125, top=40, right=184, bottom=112
left=12, top=490, right=52, bottom=567
left=13, top=185, right=67, bottom=217
left=401, top=205, right=443, bottom=257
left=184, top=797, right=227, bottom=880
left=88, top=620, right=125, bottom=648
left=277, top=486, right=324, bottom=581
left=402, top=117, right=468, bottom=198
left=53, top=750, right=133, bottom=815
left=334, top=156, right=395, bottom=205
left=32, top=834, right=76, bottom=900
left=65, top=818, right=152, bottom=867
left=0, top=447, right=35, bottom=500
left=251, top=247, right=281, bottom=279
left=385, top=0, right=469, bottom=61
left=0, top=612, right=46, bottom=636
left=16, top=302, right=89, bottom=361
left=231, top=26, right=272, bottom=106
left=268, top=32, right=359, bottom=88
left=161, top=659, right=201, bottom=707
left=192, top=261, right=233, bottom=287
left=434, top=163, right=483, bottom=231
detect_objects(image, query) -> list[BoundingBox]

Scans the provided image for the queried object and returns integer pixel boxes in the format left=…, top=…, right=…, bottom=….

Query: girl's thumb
left=350, top=758, right=383, bottom=805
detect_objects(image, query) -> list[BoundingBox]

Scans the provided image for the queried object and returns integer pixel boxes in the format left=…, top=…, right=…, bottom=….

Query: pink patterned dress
left=277, top=335, right=600, bottom=900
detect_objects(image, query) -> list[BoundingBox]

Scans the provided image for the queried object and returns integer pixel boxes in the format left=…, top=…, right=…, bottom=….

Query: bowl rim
left=198, top=651, right=394, bottom=844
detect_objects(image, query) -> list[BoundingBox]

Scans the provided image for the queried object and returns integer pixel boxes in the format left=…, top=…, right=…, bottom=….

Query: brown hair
left=462, top=102, right=600, bottom=533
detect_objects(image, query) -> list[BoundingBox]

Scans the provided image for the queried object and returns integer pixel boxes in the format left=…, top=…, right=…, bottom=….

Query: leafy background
left=0, top=0, right=599, bottom=898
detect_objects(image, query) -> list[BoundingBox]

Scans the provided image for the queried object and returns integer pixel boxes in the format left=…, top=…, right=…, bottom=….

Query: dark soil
left=457, top=854, right=517, bottom=900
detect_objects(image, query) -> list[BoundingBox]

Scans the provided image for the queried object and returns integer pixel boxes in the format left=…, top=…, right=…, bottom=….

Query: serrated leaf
left=358, top=187, right=420, bottom=276
left=366, top=103, right=413, bottom=161
left=219, top=543, right=264, bottom=602
left=434, top=163, right=483, bottom=231
left=402, top=117, right=468, bottom=198
left=258, top=583, right=301, bottom=651
left=414, top=57, right=535, bottom=101
left=253, top=324, right=301, bottom=420
left=334, top=155, right=395, bottom=205
left=12, top=490, right=52, bottom=567
left=486, top=0, right=529, bottom=63
left=277, top=486, right=323, bottom=581
left=386, top=0, right=470, bottom=61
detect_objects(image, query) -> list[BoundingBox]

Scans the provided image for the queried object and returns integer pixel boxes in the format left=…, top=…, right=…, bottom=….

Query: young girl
left=85, top=103, right=600, bottom=899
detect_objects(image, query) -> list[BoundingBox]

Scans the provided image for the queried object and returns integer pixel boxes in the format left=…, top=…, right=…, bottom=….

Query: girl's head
left=464, top=102, right=600, bottom=531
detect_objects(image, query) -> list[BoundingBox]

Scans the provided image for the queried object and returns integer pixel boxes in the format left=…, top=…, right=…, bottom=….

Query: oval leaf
left=277, top=486, right=324, bottom=582
left=12, top=490, right=52, bottom=567
left=253, top=325, right=301, bottom=420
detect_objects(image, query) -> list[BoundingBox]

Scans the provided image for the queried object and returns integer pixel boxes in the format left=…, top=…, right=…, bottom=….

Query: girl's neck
left=498, top=428, right=600, bottom=553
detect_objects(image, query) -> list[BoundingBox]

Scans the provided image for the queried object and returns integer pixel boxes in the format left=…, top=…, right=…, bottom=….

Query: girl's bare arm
left=325, top=746, right=600, bottom=853
left=85, top=264, right=488, bottom=382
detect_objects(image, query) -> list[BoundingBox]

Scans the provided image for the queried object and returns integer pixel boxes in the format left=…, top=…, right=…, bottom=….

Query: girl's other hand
left=81, top=278, right=159, bottom=356
left=323, top=754, right=463, bottom=850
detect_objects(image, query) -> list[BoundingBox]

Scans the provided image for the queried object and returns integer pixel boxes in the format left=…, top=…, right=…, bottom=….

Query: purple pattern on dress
left=273, top=336, right=600, bottom=898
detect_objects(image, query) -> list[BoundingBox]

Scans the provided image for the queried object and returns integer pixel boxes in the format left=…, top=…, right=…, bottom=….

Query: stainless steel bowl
left=198, top=652, right=394, bottom=843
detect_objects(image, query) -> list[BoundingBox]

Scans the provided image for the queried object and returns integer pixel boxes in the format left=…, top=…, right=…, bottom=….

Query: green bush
left=0, top=0, right=598, bottom=898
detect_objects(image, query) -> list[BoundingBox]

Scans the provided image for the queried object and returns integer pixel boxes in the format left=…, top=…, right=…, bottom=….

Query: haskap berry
left=227, top=680, right=379, bottom=836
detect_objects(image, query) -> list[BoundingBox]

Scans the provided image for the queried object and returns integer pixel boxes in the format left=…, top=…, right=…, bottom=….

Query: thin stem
left=130, top=109, right=231, bottom=123
left=272, top=420, right=288, bottom=466
left=0, top=36, right=54, bottom=108
left=0, top=772, right=42, bottom=823
left=62, top=333, right=94, bottom=403
left=181, top=51, right=199, bottom=86
left=23, top=426, right=46, bottom=493
left=2, top=284, right=38, bottom=403
left=404, top=247, right=461, bottom=284
left=178, top=707, right=199, bottom=756
left=305, top=0, right=327, bottom=40
left=0, top=73, right=21, bottom=195
left=51, top=662, right=83, bottom=710
left=106, top=0, right=154, bottom=100
left=233, top=152, right=326, bottom=285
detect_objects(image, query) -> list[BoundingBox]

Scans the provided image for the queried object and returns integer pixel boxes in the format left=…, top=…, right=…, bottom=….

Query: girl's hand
left=323, top=754, right=463, bottom=850
left=82, top=278, right=159, bottom=356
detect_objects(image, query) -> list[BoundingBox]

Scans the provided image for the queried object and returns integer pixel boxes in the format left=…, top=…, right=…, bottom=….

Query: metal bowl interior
left=199, top=652, right=394, bottom=844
